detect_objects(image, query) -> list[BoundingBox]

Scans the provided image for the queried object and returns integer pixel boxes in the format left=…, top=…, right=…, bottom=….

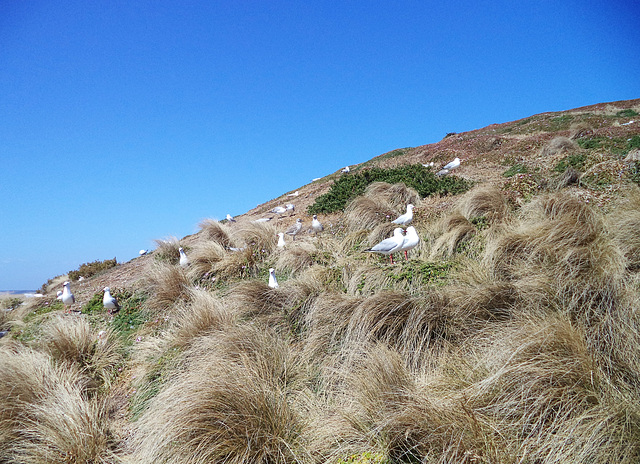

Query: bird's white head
left=103, top=287, right=110, bottom=292
left=408, top=204, right=414, bottom=210
left=297, top=218, right=302, bottom=223
left=393, top=228, right=404, bottom=236
left=63, top=281, right=70, bottom=287
left=269, top=268, right=276, bottom=274
left=313, top=214, right=317, bottom=219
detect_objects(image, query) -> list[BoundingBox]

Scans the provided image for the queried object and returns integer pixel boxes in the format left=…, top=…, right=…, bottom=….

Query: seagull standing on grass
left=287, top=191, right=299, bottom=197
left=61, top=282, right=75, bottom=313
left=442, top=157, right=461, bottom=171
left=179, top=247, right=190, bottom=267
left=392, top=204, right=415, bottom=226
left=277, top=232, right=286, bottom=248
left=56, top=290, right=63, bottom=300
left=311, top=215, right=324, bottom=235
left=102, top=287, right=120, bottom=315
left=341, top=166, right=350, bottom=173
left=226, top=214, right=236, bottom=222
left=286, top=218, right=303, bottom=240
left=399, top=226, right=420, bottom=260
left=365, top=228, right=405, bottom=264
left=268, top=268, right=279, bottom=289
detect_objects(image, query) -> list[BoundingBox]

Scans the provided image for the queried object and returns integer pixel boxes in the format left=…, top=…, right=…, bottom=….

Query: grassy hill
left=2, top=98, right=640, bottom=463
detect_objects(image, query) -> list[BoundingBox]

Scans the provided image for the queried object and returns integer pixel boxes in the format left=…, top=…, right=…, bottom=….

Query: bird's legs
left=404, top=251, right=409, bottom=261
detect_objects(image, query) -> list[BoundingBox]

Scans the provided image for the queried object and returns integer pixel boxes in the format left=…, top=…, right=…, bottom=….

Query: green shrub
left=308, top=164, right=470, bottom=214
left=554, top=153, right=587, bottom=172
left=627, top=135, right=640, bottom=151
left=617, top=109, right=639, bottom=118
left=68, top=258, right=118, bottom=281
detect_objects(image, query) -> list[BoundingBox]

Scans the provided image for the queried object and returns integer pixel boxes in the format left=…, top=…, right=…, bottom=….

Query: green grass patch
left=617, top=109, right=639, bottom=118
left=554, top=153, right=587, bottom=172
left=502, top=164, right=528, bottom=177
left=388, top=260, right=454, bottom=287
left=627, top=135, right=640, bottom=151
left=129, top=347, right=181, bottom=420
left=83, top=289, right=149, bottom=342
left=336, top=451, right=390, bottom=463
left=308, top=164, right=470, bottom=214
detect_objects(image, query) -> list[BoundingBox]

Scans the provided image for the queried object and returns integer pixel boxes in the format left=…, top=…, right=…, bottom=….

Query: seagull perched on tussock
left=365, top=228, right=405, bottom=264
left=392, top=204, right=415, bottom=226
left=277, top=232, right=286, bottom=248
left=286, top=218, right=303, bottom=240
left=61, top=282, right=75, bottom=313
left=311, top=215, right=324, bottom=235
left=399, top=226, right=420, bottom=260
left=103, top=287, right=120, bottom=315
left=268, top=268, right=279, bottom=289
left=226, top=214, right=236, bottom=222
left=179, top=247, right=190, bottom=267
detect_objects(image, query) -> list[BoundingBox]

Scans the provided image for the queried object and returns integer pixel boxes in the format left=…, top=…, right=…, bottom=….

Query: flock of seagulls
left=56, top=159, right=460, bottom=308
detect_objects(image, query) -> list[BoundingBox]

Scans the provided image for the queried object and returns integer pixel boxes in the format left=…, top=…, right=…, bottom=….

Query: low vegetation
left=2, top=100, right=640, bottom=463
left=68, top=258, right=118, bottom=281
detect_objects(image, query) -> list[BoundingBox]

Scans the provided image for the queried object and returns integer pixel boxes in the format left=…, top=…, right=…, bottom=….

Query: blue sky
left=1, top=1, right=638, bottom=290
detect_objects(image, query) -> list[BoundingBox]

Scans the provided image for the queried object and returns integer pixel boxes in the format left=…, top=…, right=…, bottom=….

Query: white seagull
left=286, top=218, right=303, bottom=240
left=399, top=226, right=420, bottom=261
left=341, top=166, right=350, bottom=173
left=271, top=206, right=287, bottom=214
left=56, top=290, right=63, bottom=300
left=287, top=191, right=299, bottom=197
left=139, top=249, right=148, bottom=256
left=61, top=282, right=75, bottom=313
left=103, top=287, right=121, bottom=315
left=285, top=204, right=295, bottom=212
left=442, top=157, right=461, bottom=171
left=311, top=214, right=324, bottom=235
left=268, top=268, right=279, bottom=289
left=253, top=217, right=272, bottom=223
left=277, top=232, right=286, bottom=248
left=436, top=168, right=450, bottom=177
left=226, top=214, right=236, bottom=222
left=179, top=247, right=190, bottom=267
left=365, top=228, right=405, bottom=264
left=392, top=204, right=415, bottom=226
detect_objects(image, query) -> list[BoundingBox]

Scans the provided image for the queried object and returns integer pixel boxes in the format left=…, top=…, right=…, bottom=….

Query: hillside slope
left=2, top=97, right=640, bottom=464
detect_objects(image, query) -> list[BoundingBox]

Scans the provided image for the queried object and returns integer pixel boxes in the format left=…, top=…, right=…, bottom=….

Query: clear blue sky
left=1, top=1, right=638, bottom=290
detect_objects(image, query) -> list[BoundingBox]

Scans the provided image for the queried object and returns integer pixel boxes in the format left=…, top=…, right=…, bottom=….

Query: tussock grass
left=429, top=212, right=477, bottom=259
left=457, top=185, right=509, bottom=224
left=132, top=325, right=312, bottom=464
left=227, top=280, right=289, bottom=328
left=145, top=261, right=191, bottom=311
left=607, top=189, right=640, bottom=270
left=0, top=347, right=116, bottom=463
left=541, top=135, right=579, bottom=157
left=169, top=287, right=235, bottom=349
left=152, top=236, right=181, bottom=264
left=197, top=218, right=232, bottom=246
left=40, top=315, right=122, bottom=393
left=345, top=182, right=419, bottom=232
left=276, top=239, right=321, bottom=274
left=186, top=240, right=226, bottom=279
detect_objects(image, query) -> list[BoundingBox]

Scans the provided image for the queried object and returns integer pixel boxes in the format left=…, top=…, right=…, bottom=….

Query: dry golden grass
left=275, top=239, right=321, bottom=274
left=169, top=287, right=235, bottom=349
left=145, top=261, right=191, bottom=312
left=152, top=236, right=181, bottom=264
left=607, top=188, right=640, bottom=270
left=186, top=240, right=226, bottom=279
left=345, top=182, right=419, bottom=232
left=429, top=212, right=476, bottom=259
left=197, top=218, right=232, bottom=247
left=40, top=315, right=122, bottom=393
left=0, top=346, right=117, bottom=463
left=132, top=325, right=312, bottom=464
left=541, top=135, right=579, bottom=157
left=457, top=185, right=509, bottom=224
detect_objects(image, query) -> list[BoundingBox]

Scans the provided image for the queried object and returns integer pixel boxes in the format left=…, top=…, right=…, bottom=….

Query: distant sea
left=0, top=290, right=39, bottom=298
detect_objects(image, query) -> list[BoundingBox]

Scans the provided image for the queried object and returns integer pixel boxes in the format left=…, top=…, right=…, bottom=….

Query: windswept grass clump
left=40, top=316, right=123, bottom=393
left=198, top=218, right=233, bottom=247
left=345, top=182, right=419, bottom=232
left=132, top=325, right=312, bottom=464
left=145, top=262, right=191, bottom=312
